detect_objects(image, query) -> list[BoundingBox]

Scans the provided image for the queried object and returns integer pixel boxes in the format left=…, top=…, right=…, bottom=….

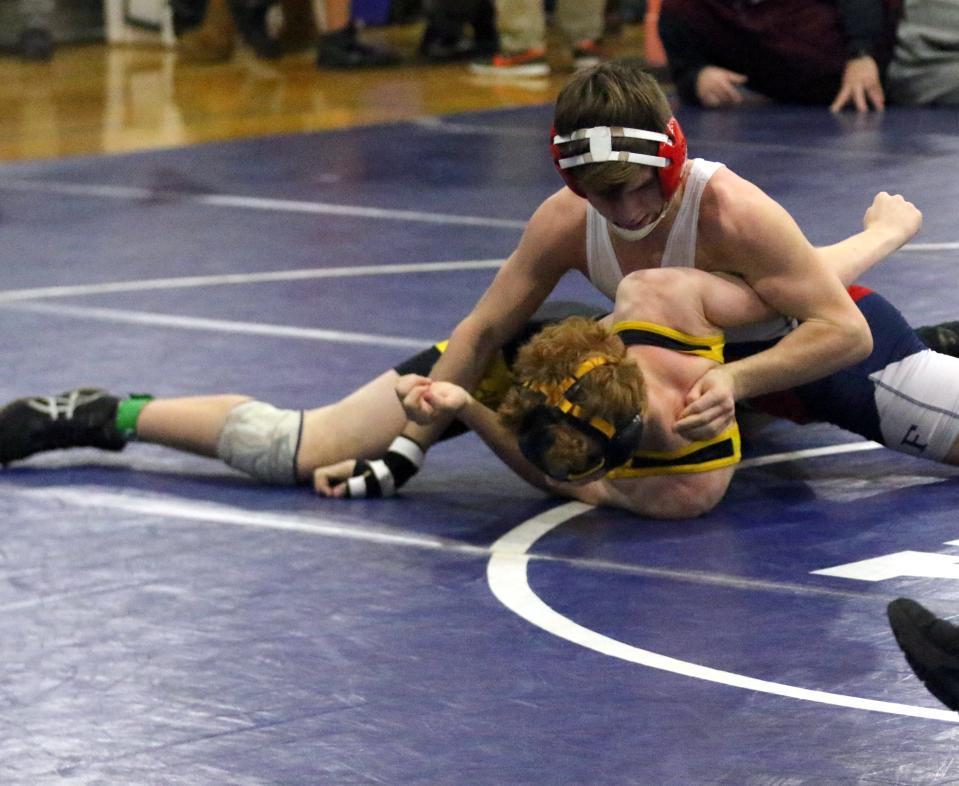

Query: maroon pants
left=659, top=0, right=899, bottom=105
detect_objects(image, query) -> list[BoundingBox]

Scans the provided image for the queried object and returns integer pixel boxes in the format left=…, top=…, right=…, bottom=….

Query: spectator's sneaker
left=420, top=35, right=477, bottom=62
left=888, top=597, right=959, bottom=711
left=0, top=389, right=126, bottom=466
left=916, top=321, right=959, bottom=357
left=18, top=27, right=54, bottom=61
left=572, top=39, right=603, bottom=70
left=316, top=25, right=399, bottom=69
left=469, top=48, right=550, bottom=77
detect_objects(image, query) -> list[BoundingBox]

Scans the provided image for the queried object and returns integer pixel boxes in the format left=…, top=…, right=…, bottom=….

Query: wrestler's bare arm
left=706, top=172, right=874, bottom=387
left=411, top=377, right=559, bottom=494
left=677, top=171, right=874, bottom=438
left=815, top=191, right=922, bottom=283
left=616, top=192, right=921, bottom=339
left=566, top=470, right=733, bottom=520
left=399, top=190, right=586, bottom=446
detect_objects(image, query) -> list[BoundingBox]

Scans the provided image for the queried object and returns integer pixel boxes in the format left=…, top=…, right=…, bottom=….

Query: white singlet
left=585, top=158, right=795, bottom=343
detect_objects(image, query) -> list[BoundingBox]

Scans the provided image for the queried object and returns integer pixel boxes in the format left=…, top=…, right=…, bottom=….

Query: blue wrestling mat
left=1, top=102, right=958, bottom=784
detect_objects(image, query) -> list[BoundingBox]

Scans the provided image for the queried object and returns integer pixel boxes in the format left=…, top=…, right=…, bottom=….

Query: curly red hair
left=498, top=316, right=646, bottom=477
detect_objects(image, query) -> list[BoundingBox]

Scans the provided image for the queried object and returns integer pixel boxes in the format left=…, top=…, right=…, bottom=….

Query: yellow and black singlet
left=395, top=314, right=741, bottom=476
left=610, top=320, right=725, bottom=363
left=606, top=320, right=741, bottom=478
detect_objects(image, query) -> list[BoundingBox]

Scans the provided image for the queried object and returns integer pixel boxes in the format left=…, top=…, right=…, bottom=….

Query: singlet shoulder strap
left=661, top=159, right=724, bottom=270
left=585, top=202, right=622, bottom=300
left=611, top=320, right=725, bottom=363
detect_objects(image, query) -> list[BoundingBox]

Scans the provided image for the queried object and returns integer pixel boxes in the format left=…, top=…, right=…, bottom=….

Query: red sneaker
left=469, top=47, right=550, bottom=77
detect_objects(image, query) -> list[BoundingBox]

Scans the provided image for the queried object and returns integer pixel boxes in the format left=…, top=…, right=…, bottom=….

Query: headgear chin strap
left=518, top=356, right=644, bottom=482
left=607, top=207, right=668, bottom=241
left=550, top=117, right=687, bottom=201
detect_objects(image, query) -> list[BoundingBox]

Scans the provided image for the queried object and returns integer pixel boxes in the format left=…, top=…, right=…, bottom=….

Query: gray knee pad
left=216, top=401, right=303, bottom=485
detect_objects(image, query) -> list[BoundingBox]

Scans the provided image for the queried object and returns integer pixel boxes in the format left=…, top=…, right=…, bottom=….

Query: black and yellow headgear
left=517, top=356, right=644, bottom=481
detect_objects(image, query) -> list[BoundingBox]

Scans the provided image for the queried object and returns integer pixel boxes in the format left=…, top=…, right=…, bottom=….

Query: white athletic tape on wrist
left=389, top=435, right=425, bottom=469
left=343, top=435, right=425, bottom=498
left=345, top=474, right=367, bottom=498
left=371, top=458, right=396, bottom=496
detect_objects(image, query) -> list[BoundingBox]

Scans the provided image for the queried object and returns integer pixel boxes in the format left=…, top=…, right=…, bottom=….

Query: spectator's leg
left=468, top=0, right=548, bottom=75
left=229, top=0, right=282, bottom=58
left=419, top=0, right=472, bottom=60
left=887, top=0, right=959, bottom=104
left=279, top=0, right=319, bottom=52
left=316, top=0, right=399, bottom=68
left=18, top=0, right=54, bottom=61
left=494, top=0, right=546, bottom=54
left=556, top=0, right=606, bottom=67
left=170, top=0, right=209, bottom=35
left=420, top=0, right=497, bottom=60
left=325, top=0, right=350, bottom=31
left=472, top=0, right=499, bottom=54
left=177, top=0, right=237, bottom=62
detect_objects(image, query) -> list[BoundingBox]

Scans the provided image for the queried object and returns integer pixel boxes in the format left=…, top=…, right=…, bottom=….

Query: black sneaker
left=0, top=388, right=126, bottom=466
left=18, top=27, right=54, bottom=62
left=887, top=597, right=959, bottom=711
left=916, top=321, right=959, bottom=357
left=316, top=25, right=399, bottom=69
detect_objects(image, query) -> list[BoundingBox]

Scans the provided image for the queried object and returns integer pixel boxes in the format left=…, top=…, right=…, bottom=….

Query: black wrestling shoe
left=887, top=597, right=959, bottom=711
left=915, top=321, right=959, bottom=357
left=0, top=388, right=126, bottom=466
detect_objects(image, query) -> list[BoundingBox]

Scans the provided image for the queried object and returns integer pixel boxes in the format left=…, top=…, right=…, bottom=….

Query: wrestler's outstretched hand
left=313, top=458, right=356, bottom=497
left=675, top=366, right=735, bottom=441
left=863, top=191, right=922, bottom=249
left=313, top=431, right=426, bottom=498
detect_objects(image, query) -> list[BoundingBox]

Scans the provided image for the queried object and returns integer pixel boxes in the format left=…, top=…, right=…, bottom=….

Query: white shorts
left=871, top=349, right=959, bottom=461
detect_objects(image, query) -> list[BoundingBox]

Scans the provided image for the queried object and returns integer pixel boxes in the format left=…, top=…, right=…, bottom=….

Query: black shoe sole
left=888, top=597, right=959, bottom=711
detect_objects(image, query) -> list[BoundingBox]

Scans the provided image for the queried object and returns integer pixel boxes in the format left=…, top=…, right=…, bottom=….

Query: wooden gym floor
left=0, top=20, right=647, bottom=163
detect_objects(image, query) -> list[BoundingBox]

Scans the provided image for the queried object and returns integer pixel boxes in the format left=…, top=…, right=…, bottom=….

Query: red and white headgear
left=550, top=116, right=687, bottom=201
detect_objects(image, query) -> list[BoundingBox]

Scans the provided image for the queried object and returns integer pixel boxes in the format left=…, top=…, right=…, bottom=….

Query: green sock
left=115, top=394, right=153, bottom=439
